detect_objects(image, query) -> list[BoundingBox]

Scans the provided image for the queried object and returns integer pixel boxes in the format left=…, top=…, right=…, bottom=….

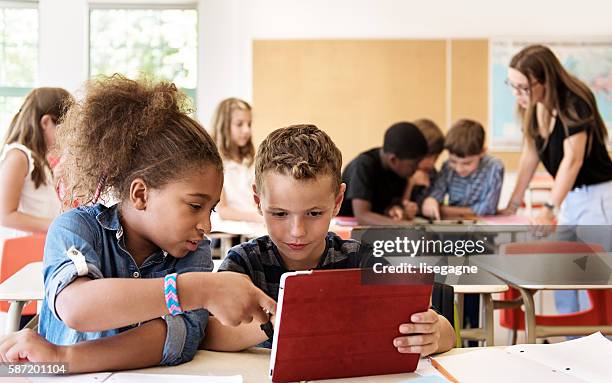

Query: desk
left=472, top=253, right=612, bottom=343
left=0, top=262, right=43, bottom=334
left=120, top=347, right=477, bottom=382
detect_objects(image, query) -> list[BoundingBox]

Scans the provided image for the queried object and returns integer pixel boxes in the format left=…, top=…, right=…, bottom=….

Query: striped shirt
left=428, top=155, right=504, bottom=216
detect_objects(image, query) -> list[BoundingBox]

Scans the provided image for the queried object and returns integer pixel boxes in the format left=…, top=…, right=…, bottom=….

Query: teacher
left=502, top=44, right=612, bottom=228
left=501, top=44, right=612, bottom=314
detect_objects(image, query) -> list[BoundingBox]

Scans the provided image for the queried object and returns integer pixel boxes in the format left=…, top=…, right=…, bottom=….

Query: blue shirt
left=428, top=155, right=504, bottom=216
left=39, top=203, right=212, bottom=366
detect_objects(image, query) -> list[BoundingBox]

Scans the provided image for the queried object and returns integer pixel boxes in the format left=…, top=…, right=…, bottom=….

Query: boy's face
left=389, top=156, right=420, bottom=179
left=254, top=171, right=345, bottom=270
left=448, top=153, right=483, bottom=178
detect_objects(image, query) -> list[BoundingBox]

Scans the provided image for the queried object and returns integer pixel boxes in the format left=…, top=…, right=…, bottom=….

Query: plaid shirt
left=428, top=155, right=504, bottom=216
left=219, top=232, right=362, bottom=302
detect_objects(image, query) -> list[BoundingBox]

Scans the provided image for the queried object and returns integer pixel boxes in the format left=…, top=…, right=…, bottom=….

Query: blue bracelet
left=164, top=273, right=183, bottom=316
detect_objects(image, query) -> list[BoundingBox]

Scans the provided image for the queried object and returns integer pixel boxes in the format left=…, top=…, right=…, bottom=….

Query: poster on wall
left=490, top=39, right=612, bottom=151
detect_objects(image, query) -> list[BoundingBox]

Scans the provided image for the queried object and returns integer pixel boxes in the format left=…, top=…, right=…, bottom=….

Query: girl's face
left=141, top=165, right=223, bottom=258
left=229, top=109, right=252, bottom=148
left=507, top=68, right=545, bottom=108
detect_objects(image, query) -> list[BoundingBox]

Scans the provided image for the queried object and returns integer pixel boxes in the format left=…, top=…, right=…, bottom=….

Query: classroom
left=0, top=0, right=611, bottom=382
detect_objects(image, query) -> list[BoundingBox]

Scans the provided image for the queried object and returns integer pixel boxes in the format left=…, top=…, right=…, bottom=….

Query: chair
left=499, top=241, right=612, bottom=343
left=0, top=234, right=46, bottom=315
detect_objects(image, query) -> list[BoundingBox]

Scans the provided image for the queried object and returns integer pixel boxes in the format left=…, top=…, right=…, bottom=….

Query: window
left=89, top=6, right=197, bottom=106
left=0, top=3, right=38, bottom=138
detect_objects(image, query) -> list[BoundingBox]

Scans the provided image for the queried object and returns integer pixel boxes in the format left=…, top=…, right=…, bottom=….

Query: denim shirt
left=39, top=203, right=212, bottom=366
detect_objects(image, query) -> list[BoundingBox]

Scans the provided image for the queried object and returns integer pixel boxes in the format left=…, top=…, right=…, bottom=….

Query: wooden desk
left=119, top=347, right=477, bottom=382
left=472, top=253, right=612, bottom=343
left=0, top=262, right=43, bottom=334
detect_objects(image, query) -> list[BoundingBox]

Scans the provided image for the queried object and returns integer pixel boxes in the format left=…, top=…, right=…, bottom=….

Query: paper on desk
left=28, top=373, right=112, bottom=382
left=432, top=333, right=612, bottom=383
left=506, top=332, right=612, bottom=383
left=105, top=373, right=242, bottom=383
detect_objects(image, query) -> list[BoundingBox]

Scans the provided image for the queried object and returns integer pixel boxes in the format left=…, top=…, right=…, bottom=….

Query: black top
left=534, top=98, right=612, bottom=188
left=339, top=148, right=407, bottom=216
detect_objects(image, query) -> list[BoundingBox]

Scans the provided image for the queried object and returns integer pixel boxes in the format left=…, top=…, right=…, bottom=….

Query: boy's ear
left=333, top=183, right=347, bottom=216
left=252, top=183, right=262, bottom=214
left=129, top=178, right=148, bottom=210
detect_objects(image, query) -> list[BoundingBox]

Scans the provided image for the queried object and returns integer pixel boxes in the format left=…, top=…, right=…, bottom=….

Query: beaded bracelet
left=164, top=273, right=183, bottom=316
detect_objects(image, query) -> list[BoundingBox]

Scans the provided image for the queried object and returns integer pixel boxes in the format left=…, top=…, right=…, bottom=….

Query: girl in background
left=211, top=98, right=262, bottom=223
left=0, top=88, right=71, bottom=238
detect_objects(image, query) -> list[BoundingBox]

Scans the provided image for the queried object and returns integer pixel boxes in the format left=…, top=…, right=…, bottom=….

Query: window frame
left=87, top=2, right=198, bottom=105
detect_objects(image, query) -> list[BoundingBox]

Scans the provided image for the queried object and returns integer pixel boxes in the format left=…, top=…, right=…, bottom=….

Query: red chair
left=499, top=241, right=612, bottom=343
left=0, top=234, right=46, bottom=315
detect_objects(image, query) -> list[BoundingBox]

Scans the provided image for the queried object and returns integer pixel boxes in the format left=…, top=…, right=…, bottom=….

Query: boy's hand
left=0, top=329, right=65, bottom=363
left=393, top=309, right=441, bottom=357
left=206, top=272, right=276, bottom=327
left=421, top=197, right=441, bottom=221
left=386, top=205, right=404, bottom=220
left=402, top=200, right=418, bottom=220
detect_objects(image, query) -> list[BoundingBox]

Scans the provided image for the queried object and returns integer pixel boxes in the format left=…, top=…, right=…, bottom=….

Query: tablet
left=269, top=268, right=433, bottom=382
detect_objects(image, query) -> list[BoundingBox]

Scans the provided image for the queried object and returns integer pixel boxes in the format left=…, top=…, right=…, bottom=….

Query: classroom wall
left=24, top=0, right=612, bottom=167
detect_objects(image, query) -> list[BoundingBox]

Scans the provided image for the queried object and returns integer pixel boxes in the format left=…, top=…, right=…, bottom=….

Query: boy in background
left=422, top=119, right=504, bottom=220
left=339, top=122, right=428, bottom=224
left=203, top=124, right=455, bottom=356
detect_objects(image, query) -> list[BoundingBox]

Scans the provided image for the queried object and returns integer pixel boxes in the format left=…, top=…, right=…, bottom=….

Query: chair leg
left=508, top=329, right=518, bottom=345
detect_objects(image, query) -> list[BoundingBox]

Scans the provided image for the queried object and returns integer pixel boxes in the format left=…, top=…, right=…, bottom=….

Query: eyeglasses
left=504, top=79, right=532, bottom=95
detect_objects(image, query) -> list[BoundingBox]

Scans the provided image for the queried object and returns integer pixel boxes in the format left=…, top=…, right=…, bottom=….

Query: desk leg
left=517, top=287, right=536, bottom=343
left=6, top=300, right=26, bottom=334
left=482, top=293, right=495, bottom=346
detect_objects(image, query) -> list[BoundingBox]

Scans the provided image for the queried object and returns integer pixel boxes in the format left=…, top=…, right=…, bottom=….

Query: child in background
left=404, top=118, right=445, bottom=214
left=0, top=76, right=275, bottom=372
left=203, top=125, right=455, bottom=356
left=339, top=122, right=428, bottom=225
left=422, top=119, right=504, bottom=220
left=211, top=98, right=261, bottom=223
left=0, top=88, right=71, bottom=239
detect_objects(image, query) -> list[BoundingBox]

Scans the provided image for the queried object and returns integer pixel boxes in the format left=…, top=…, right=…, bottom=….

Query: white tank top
left=0, top=143, right=61, bottom=239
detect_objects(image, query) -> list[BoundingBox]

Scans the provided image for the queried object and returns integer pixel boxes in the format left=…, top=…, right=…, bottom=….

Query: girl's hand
left=0, top=329, right=65, bottom=363
left=206, top=272, right=276, bottom=327
left=393, top=309, right=441, bottom=357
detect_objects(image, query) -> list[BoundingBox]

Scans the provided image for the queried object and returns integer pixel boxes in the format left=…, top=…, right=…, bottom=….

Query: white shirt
left=221, top=158, right=257, bottom=213
left=0, top=143, right=61, bottom=239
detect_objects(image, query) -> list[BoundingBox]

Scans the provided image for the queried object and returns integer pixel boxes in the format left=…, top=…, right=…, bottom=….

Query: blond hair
left=210, top=98, right=255, bottom=166
left=255, top=124, right=342, bottom=194
left=413, top=118, right=444, bottom=155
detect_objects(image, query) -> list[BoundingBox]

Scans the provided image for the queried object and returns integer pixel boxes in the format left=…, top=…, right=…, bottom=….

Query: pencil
left=430, top=357, right=460, bottom=383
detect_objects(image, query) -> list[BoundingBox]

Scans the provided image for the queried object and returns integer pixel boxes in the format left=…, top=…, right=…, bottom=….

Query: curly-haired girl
left=0, top=75, right=275, bottom=372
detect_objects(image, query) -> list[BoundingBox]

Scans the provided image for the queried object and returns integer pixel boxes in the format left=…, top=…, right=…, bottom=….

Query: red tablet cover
left=270, top=268, right=433, bottom=382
